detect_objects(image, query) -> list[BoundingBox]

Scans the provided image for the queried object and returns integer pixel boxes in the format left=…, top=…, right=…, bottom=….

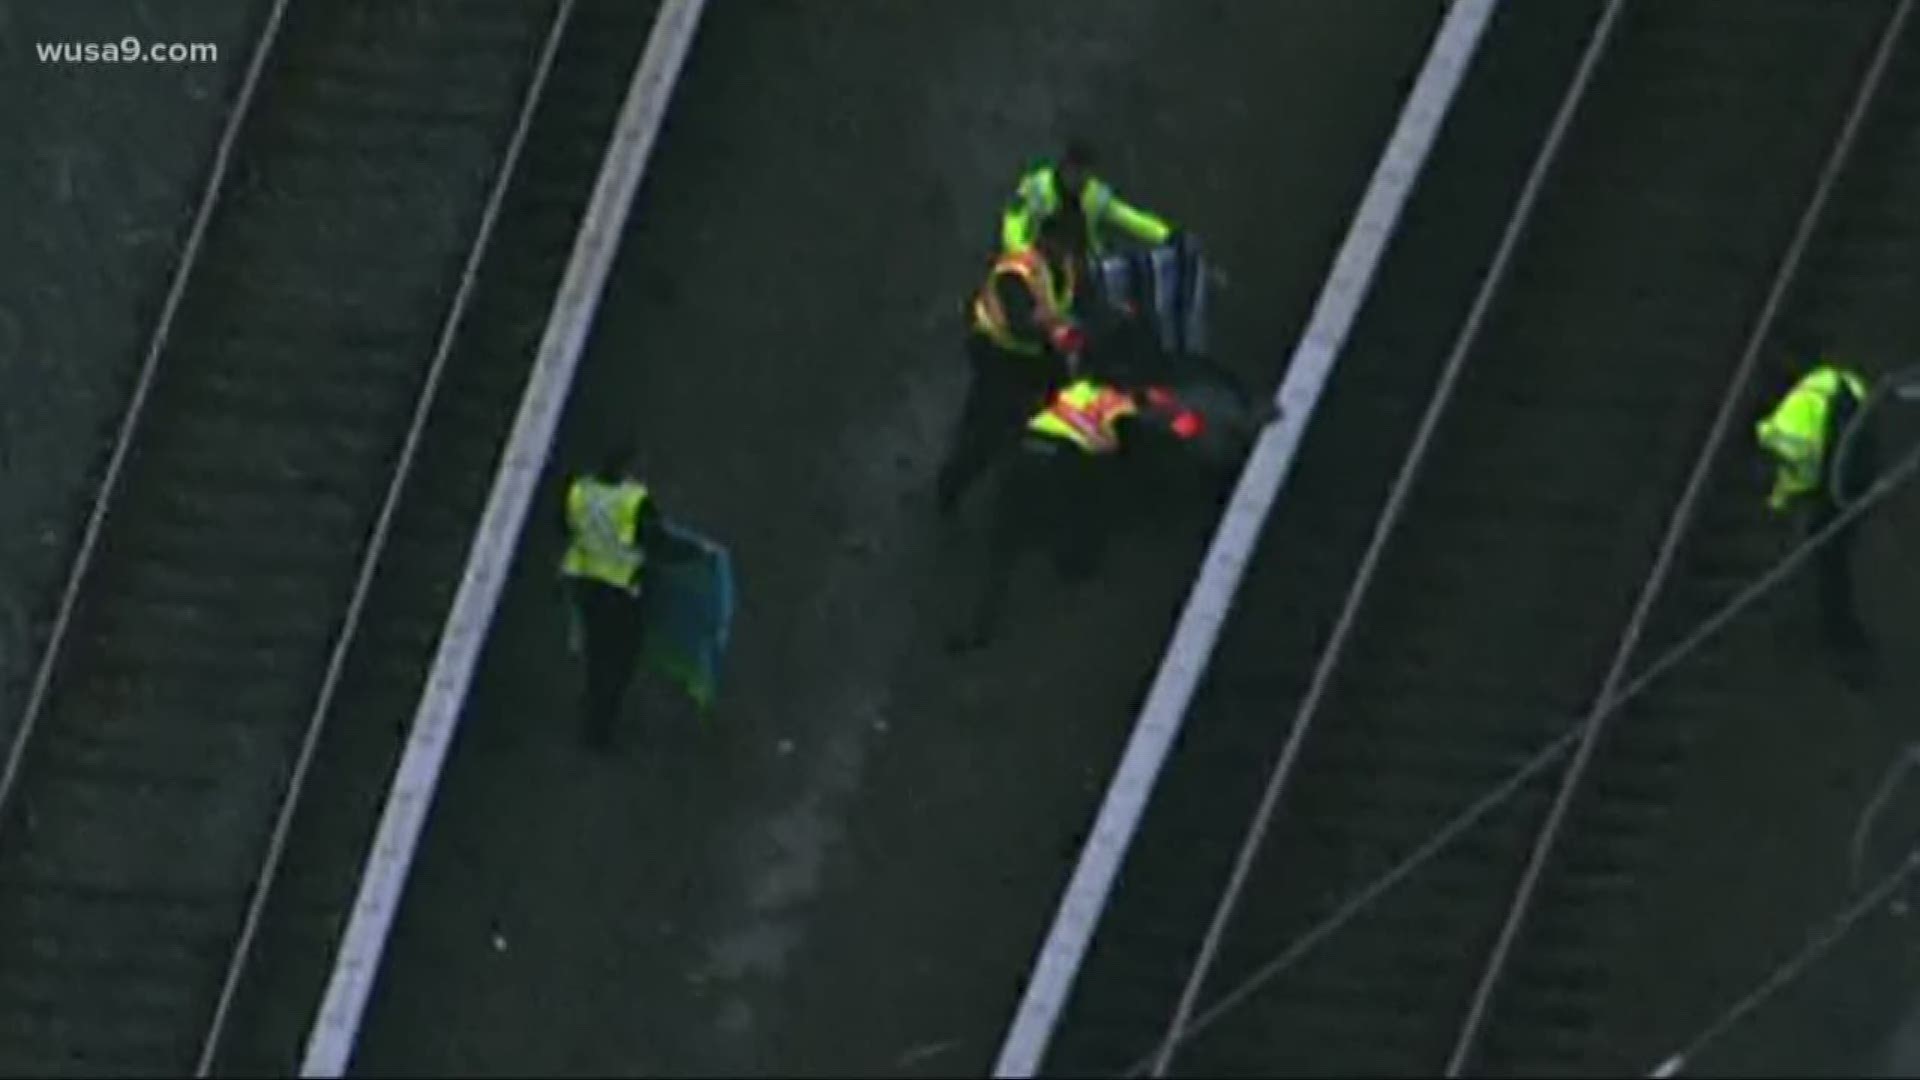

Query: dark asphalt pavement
left=347, top=2, right=1439, bottom=1075
left=0, top=0, right=263, bottom=748
left=19, top=2, right=1920, bottom=1075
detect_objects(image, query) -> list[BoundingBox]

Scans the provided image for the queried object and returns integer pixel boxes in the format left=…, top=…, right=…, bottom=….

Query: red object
left=1140, top=386, right=1204, bottom=440
left=1050, top=324, right=1087, bottom=356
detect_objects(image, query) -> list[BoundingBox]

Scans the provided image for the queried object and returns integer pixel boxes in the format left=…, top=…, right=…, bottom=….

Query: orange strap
left=1043, top=386, right=1136, bottom=452
left=977, top=248, right=1074, bottom=339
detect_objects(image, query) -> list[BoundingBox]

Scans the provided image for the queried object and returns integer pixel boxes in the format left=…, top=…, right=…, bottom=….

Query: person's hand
left=1049, top=323, right=1087, bottom=357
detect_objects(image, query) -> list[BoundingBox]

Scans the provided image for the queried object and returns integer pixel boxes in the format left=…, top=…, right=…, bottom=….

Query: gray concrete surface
left=346, top=1, right=1440, bottom=1075
left=0, top=0, right=263, bottom=740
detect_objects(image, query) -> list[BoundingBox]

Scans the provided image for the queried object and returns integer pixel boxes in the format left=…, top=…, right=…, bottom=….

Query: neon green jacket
left=1001, top=163, right=1173, bottom=255
left=1755, top=364, right=1868, bottom=511
left=560, top=477, right=650, bottom=592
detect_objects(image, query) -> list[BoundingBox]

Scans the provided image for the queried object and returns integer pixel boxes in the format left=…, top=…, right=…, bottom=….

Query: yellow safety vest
left=1002, top=165, right=1170, bottom=255
left=1755, top=364, right=1868, bottom=510
left=1027, top=379, right=1138, bottom=454
left=560, top=478, right=649, bottom=592
left=972, top=247, right=1077, bottom=356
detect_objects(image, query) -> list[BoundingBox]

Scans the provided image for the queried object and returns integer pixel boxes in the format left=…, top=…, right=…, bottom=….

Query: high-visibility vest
left=1027, top=379, right=1138, bottom=454
left=560, top=477, right=649, bottom=592
left=972, top=246, right=1077, bottom=356
left=1755, top=364, right=1868, bottom=509
left=1001, top=164, right=1171, bottom=255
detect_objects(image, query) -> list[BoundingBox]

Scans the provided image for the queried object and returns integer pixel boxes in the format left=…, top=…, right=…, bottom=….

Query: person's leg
left=574, top=582, right=622, bottom=747
left=938, top=337, right=1019, bottom=514
left=577, top=581, right=647, bottom=748
left=1804, top=389, right=1873, bottom=670
left=609, top=587, right=649, bottom=690
left=1838, top=394, right=1881, bottom=504
left=1051, top=455, right=1115, bottom=582
left=1817, top=513, right=1867, bottom=642
left=1808, top=493, right=1872, bottom=690
left=956, top=443, right=1047, bottom=649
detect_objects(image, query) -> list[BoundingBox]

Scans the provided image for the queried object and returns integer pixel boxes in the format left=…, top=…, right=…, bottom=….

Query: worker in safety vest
left=1755, top=361, right=1877, bottom=671
left=558, top=443, right=700, bottom=748
left=1001, top=140, right=1175, bottom=257
left=950, top=378, right=1204, bottom=652
left=936, top=210, right=1091, bottom=516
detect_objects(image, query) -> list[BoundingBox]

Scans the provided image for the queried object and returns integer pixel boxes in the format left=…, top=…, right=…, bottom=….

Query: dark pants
left=963, top=437, right=1116, bottom=643
left=1810, top=498, right=1866, bottom=652
left=937, top=333, right=1063, bottom=514
left=1812, top=389, right=1876, bottom=664
left=571, top=577, right=647, bottom=747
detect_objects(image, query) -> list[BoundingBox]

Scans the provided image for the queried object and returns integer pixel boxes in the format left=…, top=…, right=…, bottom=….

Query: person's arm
left=1756, top=419, right=1818, bottom=512
left=1831, top=383, right=1879, bottom=499
left=1108, top=197, right=1173, bottom=245
left=1002, top=169, right=1054, bottom=252
left=555, top=479, right=581, bottom=592
left=637, top=498, right=703, bottom=563
left=1760, top=441, right=1816, bottom=511
left=1086, top=178, right=1173, bottom=245
left=1001, top=200, right=1037, bottom=252
left=1139, top=387, right=1204, bottom=436
left=1766, top=463, right=1810, bottom=512
left=997, top=270, right=1086, bottom=357
left=1114, top=395, right=1183, bottom=459
left=994, top=270, right=1085, bottom=365
left=994, top=272, right=1042, bottom=346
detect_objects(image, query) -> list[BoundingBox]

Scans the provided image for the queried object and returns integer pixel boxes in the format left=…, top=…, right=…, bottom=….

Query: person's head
left=596, top=439, right=641, bottom=481
left=1035, top=207, right=1086, bottom=265
left=1776, top=326, right=1823, bottom=366
left=1058, top=139, right=1096, bottom=198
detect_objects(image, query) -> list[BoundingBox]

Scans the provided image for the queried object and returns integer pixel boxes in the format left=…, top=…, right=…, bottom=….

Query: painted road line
left=298, top=1, right=708, bottom=1074
left=991, top=2, right=1502, bottom=1074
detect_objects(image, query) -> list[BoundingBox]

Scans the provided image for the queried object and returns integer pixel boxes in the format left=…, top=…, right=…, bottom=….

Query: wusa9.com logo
left=36, top=38, right=218, bottom=63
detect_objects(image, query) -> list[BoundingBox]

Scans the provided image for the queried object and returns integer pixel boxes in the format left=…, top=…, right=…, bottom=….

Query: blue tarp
left=1094, top=237, right=1213, bottom=359
left=637, top=517, right=735, bottom=715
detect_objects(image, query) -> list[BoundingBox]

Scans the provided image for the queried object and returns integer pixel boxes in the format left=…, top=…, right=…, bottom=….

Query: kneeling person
left=953, top=379, right=1203, bottom=651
